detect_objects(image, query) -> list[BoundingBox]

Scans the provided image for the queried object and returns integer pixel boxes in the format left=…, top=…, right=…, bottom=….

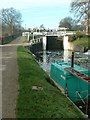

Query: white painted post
left=27, top=33, right=29, bottom=41
left=63, top=36, right=69, bottom=62
left=63, top=36, right=68, bottom=50
left=43, top=37, right=47, bottom=51
left=30, top=40, right=32, bottom=45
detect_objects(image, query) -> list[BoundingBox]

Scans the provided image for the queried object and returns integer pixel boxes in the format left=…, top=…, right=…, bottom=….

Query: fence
left=0, top=33, right=21, bottom=45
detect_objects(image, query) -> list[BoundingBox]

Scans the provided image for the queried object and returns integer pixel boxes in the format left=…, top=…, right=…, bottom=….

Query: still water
left=35, top=50, right=63, bottom=72
left=34, top=50, right=89, bottom=73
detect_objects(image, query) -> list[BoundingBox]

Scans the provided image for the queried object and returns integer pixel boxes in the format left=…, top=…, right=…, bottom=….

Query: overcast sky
left=1, top=0, right=73, bottom=29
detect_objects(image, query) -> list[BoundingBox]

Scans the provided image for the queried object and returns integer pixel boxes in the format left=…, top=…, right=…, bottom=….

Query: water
left=34, top=35, right=89, bottom=73
left=34, top=50, right=89, bottom=73
left=35, top=50, right=63, bottom=72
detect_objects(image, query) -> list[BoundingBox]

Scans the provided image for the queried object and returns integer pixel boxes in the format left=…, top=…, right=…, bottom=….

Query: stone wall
left=30, top=41, right=43, bottom=54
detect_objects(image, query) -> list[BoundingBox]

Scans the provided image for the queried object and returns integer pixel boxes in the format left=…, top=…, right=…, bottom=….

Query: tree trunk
left=86, top=19, right=89, bottom=35
left=86, top=24, right=89, bottom=35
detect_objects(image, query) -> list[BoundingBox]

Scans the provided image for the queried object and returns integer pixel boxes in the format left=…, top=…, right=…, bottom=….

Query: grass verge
left=16, top=46, right=84, bottom=118
left=73, top=37, right=90, bottom=48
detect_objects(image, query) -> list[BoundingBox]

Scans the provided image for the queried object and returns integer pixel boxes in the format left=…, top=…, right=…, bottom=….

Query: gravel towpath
left=1, top=36, right=26, bottom=118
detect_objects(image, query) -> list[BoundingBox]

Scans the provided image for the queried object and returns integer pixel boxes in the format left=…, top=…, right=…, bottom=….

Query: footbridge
left=28, top=34, right=64, bottom=53
left=0, top=31, right=75, bottom=52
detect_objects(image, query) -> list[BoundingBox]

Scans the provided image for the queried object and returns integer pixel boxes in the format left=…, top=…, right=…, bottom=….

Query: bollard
left=71, top=51, right=74, bottom=68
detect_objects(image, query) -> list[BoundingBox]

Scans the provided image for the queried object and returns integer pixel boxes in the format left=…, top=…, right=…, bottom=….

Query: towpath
left=1, top=36, right=26, bottom=118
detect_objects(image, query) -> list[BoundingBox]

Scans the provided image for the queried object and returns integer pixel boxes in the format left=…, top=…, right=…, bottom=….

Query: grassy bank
left=16, top=46, right=84, bottom=118
left=73, top=36, right=90, bottom=48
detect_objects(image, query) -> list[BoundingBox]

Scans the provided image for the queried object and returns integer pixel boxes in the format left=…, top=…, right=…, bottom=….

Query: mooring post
left=71, top=51, right=74, bottom=68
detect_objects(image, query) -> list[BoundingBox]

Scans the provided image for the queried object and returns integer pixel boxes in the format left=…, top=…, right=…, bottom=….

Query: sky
left=0, top=0, right=73, bottom=29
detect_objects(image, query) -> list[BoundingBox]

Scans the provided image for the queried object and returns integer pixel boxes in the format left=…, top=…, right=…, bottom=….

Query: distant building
left=58, top=27, right=68, bottom=31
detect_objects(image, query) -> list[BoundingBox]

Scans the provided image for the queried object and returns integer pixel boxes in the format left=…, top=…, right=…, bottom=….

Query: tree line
left=0, top=0, right=90, bottom=36
left=70, top=0, right=90, bottom=35
left=1, top=8, right=23, bottom=37
left=59, top=0, right=90, bottom=34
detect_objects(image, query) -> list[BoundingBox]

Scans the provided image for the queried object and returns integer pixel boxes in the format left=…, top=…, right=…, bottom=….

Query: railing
left=30, top=37, right=43, bottom=45
left=64, top=67, right=90, bottom=84
left=29, top=31, right=75, bottom=37
left=45, top=31, right=75, bottom=36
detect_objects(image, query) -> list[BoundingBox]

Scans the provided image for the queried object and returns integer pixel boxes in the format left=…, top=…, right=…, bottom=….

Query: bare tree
left=1, top=8, right=22, bottom=36
left=70, top=0, right=90, bottom=35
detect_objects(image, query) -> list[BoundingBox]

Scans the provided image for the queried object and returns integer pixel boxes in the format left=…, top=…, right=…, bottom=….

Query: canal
left=34, top=50, right=89, bottom=73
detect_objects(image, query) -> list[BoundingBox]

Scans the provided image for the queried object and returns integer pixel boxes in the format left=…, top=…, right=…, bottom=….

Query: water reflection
left=36, top=50, right=63, bottom=71
left=43, top=51, right=47, bottom=63
left=64, top=50, right=68, bottom=62
left=42, top=51, right=50, bottom=71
